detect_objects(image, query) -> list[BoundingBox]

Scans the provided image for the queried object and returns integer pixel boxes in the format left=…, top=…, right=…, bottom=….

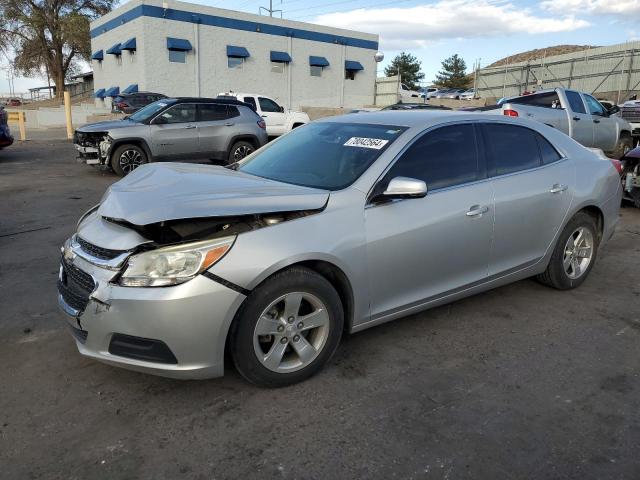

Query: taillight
left=610, top=158, right=623, bottom=175
left=257, top=120, right=266, bottom=129
left=503, top=109, right=519, bottom=117
left=116, top=102, right=128, bottom=109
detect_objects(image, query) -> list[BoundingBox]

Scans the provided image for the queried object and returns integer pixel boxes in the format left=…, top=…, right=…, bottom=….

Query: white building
left=90, top=0, right=380, bottom=109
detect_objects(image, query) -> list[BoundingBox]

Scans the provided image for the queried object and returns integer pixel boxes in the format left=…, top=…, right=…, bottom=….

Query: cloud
left=311, top=0, right=590, bottom=50
left=541, top=0, right=640, bottom=16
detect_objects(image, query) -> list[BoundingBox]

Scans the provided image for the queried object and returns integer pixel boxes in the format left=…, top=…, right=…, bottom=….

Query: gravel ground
left=1, top=139, right=639, bottom=480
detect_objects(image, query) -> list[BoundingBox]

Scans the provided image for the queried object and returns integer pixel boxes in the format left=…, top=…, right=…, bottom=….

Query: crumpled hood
left=77, top=119, right=140, bottom=133
left=98, top=163, right=329, bottom=225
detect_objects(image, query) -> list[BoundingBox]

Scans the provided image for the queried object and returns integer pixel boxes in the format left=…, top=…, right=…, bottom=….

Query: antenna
left=259, top=0, right=282, bottom=18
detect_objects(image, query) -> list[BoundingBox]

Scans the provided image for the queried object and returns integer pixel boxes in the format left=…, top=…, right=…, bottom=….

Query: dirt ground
left=1, top=139, right=639, bottom=480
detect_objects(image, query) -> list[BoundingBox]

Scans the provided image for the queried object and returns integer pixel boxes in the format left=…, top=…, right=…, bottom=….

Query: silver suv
left=74, top=98, right=268, bottom=176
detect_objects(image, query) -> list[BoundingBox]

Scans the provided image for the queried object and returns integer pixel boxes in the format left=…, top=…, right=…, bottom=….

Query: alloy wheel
left=563, top=226, right=594, bottom=280
left=118, top=149, right=143, bottom=173
left=253, top=292, right=330, bottom=373
left=233, top=145, right=253, bottom=160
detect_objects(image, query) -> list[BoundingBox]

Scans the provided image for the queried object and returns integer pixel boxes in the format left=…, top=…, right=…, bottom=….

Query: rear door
left=197, top=103, right=235, bottom=159
left=584, top=94, right=618, bottom=152
left=365, top=122, right=494, bottom=319
left=482, top=122, right=574, bottom=275
left=258, top=97, right=286, bottom=136
left=564, top=90, right=594, bottom=147
left=149, top=103, right=200, bottom=158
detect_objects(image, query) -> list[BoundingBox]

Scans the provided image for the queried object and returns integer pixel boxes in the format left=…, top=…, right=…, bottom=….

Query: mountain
left=487, top=45, right=597, bottom=68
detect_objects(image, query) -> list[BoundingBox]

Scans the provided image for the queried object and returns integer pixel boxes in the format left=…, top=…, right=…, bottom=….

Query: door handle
left=224, top=122, right=235, bottom=126
left=549, top=184, right=568, bottom=194
left=183, top=124, right=196, bottom=129
left=261, top=115, right=268, bottom=118
left=572, top=116, right=580, bottom=121
left=593, top=119, right=600, bottom=123
left=466, top=205, right=489, bottom=217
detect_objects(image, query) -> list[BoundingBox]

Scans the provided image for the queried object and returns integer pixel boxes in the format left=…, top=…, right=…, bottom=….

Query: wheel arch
left=226, top=134, right=261, bottom=153
left=109, top=138, right=152, bottom=162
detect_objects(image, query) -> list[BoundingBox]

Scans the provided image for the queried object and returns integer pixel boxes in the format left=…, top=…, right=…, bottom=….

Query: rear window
left=509, top=91, right=561, bottom=108
left=243, top=97, right=257, bottom=109
left=483, top=123, right=541, bottom=176
left=238, top=122, right=407, bottom=190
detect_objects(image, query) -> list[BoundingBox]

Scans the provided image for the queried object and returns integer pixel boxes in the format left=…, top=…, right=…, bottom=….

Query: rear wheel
left=537, top=212, right=599, bottom=290
left=110, top=144, right=148, bottom=177
left=230, top=267, right=344, bottom=387
left=227, top=140, right=254, bottom=164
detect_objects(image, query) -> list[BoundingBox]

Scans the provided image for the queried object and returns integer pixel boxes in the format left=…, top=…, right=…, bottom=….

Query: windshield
left=238, top=122, right=407, bottom=190
left=128, top=99, right=174, bottom=123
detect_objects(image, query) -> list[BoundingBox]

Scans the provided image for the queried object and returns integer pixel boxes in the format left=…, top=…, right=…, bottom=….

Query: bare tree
left=0, top=0, right=113, bottom=98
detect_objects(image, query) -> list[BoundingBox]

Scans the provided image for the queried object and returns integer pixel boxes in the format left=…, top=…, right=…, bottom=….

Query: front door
left=365, top=123, right=494, bottom=320
left=584, top=94, right=618, bottom=152
left=565, top=90, right=594, bottom=147
left=150, top=103, right=200, bottom=159
left=480, top=122, right=575, bottom=275
left=258, top=97, right=286, bottom=136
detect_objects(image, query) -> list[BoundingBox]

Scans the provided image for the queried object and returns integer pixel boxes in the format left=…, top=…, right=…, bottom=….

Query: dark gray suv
left=74, top=98, right=268, bottom=176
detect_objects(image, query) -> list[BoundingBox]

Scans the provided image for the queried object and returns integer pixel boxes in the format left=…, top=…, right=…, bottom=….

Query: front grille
left=77, top=236, right=124, bottom=260
left=57, top=258, right=96, bottom=313
left=620, top=107, right=640, bottom=123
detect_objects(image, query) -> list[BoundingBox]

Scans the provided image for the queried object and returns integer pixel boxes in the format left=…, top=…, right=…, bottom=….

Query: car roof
left=166, top=97, right=257, bottom=110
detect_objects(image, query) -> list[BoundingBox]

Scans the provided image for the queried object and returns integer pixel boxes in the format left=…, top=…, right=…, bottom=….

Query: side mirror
left=152, top=115, right=168, bottom=125
left=279, top=106, right=285, bottom=113
left=607, top=105, right=620, bottom=115
left=380, top=177, right=428, bottom=200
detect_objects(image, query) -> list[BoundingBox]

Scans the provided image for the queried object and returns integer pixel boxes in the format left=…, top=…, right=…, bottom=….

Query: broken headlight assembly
left=99, top=135, right=113, bottom=158
left=118, top=236, right=235, bottom=287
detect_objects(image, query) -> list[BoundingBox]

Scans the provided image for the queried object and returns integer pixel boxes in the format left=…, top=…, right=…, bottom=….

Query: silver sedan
left=58, top=111, right=622, bottom=386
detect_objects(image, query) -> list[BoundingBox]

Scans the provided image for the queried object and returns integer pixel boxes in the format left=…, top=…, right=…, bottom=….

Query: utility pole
left=260, top=0, right=282, bottom=17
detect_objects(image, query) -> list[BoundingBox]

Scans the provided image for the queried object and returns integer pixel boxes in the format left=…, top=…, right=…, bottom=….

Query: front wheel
left=230, top=267, right=344, bottom=387
left=537, top=212, right=599, bottom=290
left=611, top=135, right=633, bottom=159
left=110, top=144, right=148, bottom=177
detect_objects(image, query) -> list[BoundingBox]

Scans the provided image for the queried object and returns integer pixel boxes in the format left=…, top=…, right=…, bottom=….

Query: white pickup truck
left=218, top=93, right=309, bottom=137
left=490, top=88, right=633, bottom=158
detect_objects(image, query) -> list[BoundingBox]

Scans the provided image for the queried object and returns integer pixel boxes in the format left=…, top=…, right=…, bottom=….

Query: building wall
left=90, top=0, right=378, bottom=109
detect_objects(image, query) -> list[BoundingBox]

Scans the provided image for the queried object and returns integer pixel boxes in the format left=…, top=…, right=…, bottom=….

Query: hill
left=487, top=45, right=597, bottom=68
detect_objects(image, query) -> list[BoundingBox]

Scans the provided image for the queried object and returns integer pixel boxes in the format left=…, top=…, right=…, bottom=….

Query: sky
left=2, top=0, right=640, bottom=94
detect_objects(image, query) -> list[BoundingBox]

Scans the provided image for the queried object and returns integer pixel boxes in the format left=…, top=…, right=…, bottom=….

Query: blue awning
left=309, top=56, right=329, bottom=67
left=227, top=45, right=250, bottom=58
left=122, top=84, right=138, bottom=94
left=345, top=60, right=364, bottom=71
left=105, top=86, right=120, bottom=97
left=91, top=50, right=104, bottom=61
left=167, top=37, right=192, bottom=51
left=93, top=88, right=106, bottom=98
left=270, top=51, right=291, bottom=63
left=121, top=38, right=136, bottom=51
left=106, top=43, right=121, bottom=55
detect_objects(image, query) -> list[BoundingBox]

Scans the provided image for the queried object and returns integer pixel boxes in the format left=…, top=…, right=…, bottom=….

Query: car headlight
left=119, top=236, right=235, bottom=287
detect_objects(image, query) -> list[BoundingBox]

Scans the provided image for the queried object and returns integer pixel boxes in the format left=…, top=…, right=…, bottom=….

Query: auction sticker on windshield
left=344, top=137, right=389, bottom=149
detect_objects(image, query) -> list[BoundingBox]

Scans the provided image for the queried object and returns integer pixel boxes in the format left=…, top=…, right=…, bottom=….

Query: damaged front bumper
left=73, top=133, right=113, bottom=166
left=57, top=236, right=246, bottom=379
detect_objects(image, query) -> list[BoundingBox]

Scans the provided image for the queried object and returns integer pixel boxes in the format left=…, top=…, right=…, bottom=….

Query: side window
left=259, top=97, right=281, bottom=113
left=483, top=123, right=541, bottom=175
left=385, top=124, right=480, bottom=191
left=536, top=133, right=562, bottom=165
left=565, top=91, right=586, bottom=114
left=198, top=104, right=229, bottom=121
left=158, top=104, right=196, bottom=124
left=243, top=97, right=257, bottom=110
left=584, top=95, right=606, bottom=116
left=227, top=106, right=240, bottom=119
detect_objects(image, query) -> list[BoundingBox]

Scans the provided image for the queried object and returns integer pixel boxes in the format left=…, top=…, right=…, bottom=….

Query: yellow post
left=18, top=111, right=26, bottom=141
left=64, top=91, right=73, bottom=139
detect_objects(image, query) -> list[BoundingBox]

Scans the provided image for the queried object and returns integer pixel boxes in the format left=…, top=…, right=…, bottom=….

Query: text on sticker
left=344, top=137, right=389, bottom=149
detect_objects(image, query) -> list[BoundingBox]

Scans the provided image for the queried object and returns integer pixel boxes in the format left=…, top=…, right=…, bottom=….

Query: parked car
left=218, top=92, right=309, bottom=136
left=5, top=98, right=22, bottom=107
left=419, top=87, right=439, bottom=99
left=432, top=89, right=456, bottom=99
left=489, top=88, right=633, bottom=158
left=74, top=97, right=268, bottom=176
left=619, top=99, right=640, bottom=143
left=441, top=89, right=467, bottom=99
left=112, top=92, right=167, bottom=114
left=58, top=111, right=621, bottom=386
left=460, top=89, right=477, bottom=100
left=0, top=106, right=13, bottom=149
left=399, top=83, right=421, bottom=101
left=382, top=103, right=451, bottom=111
left=620, top=146, right=640, bottom=207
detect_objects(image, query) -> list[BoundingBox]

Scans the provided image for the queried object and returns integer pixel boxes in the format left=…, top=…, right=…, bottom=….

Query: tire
left=110, top=144, right=148, bottom=177
left=227, top=140, right=255, bottom=164
left=230, top=267, right=344, bottom=387
left=611, top=134, right=633, bottom=159
left=537, top=212, right=599, bottom=290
